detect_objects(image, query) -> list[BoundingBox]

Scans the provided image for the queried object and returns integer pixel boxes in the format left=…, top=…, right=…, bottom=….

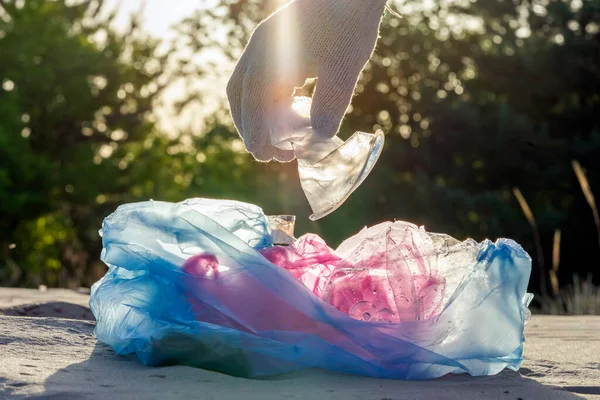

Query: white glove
left=227, top=0, right=388, bottom=162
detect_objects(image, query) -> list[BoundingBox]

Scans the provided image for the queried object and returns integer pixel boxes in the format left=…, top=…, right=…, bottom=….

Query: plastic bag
left=90, top=198, right=533, bottom=380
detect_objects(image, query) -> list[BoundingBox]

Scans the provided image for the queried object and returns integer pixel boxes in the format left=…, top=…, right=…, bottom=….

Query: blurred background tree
left=0, top=0, right=598, bottom=311
left=0, top=0, right=171, bottom=286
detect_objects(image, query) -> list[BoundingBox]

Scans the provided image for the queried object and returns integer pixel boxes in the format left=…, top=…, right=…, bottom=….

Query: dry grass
left=513, top=187, right=547, bottom=296
left=550, top=229, right=561, bottom=297
left=572, top=160, right=600, bottom=249
left=533, top=161, right=600, bottom=314
left=536, top=275, right=600, bottom=315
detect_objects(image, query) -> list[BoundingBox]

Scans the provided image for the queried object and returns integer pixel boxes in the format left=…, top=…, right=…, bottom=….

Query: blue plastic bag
left=90, top=198, right=533, bottom=379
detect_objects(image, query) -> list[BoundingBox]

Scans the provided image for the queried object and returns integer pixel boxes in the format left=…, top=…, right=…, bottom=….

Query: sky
left=104, top=0, right=209, bottom=39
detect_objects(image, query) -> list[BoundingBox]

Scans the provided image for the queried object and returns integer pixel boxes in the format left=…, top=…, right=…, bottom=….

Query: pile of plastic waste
left=90, top=198, right=533, bottom=380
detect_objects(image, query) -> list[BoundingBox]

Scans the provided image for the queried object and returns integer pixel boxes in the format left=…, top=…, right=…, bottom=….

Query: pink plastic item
left=260, top=222, right=446, bottom=323
left=260, top=234, right=339, bottom=296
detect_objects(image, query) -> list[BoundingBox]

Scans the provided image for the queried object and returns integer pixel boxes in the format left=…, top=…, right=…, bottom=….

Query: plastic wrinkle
left=90, top=198, right=533, bottom=380
left=259, top=224, right=447, bottom=323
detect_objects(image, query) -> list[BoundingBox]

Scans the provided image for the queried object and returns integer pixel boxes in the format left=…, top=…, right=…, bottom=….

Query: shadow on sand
left=7, top=318, right=587, bottom=400
left=0, top=301, right=94, bottom=321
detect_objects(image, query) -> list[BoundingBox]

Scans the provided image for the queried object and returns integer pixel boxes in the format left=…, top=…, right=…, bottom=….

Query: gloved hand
left=227, top=0, right=388, bottom=162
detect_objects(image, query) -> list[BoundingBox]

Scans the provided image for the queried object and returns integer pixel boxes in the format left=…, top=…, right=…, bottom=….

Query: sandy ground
left=0, top=288, right=599, bottom=400
left=0, top=288, right=93, bottom=321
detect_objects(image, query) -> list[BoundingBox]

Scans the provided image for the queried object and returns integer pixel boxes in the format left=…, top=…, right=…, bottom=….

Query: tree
left=0, top=0, right=293, bottom=287
left=0, top=0, right=171, bottom=286
left=2, top=0, right=598, bottom=298
left=175, top=0, right=600, bottom=297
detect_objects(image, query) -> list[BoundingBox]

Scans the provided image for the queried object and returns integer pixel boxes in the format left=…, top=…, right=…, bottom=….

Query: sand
left=0, top=288, right=599, bottom=399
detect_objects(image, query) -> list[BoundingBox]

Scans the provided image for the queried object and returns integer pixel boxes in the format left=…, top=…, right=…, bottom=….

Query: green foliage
left=0, top=0, right=171, bottom=286
left=0, top=92, right=53, bottom=231
left=0, top=0, right=599, bottom=301
left=0, top=0, right=291, bottom=286
left=361, top=0, right=600, bottom=294
left=174, top=0, right=600, bottom=296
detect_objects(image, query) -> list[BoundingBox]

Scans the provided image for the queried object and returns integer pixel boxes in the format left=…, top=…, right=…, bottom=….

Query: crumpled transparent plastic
left=269, top=96, right=384, bottom=221
left=90, top=198, right=533, bottom=380
left=260, top=222, right=448, bottom=323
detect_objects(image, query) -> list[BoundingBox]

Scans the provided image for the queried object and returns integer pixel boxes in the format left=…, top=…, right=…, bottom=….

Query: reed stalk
left=513, top=187, right=547, bottom=296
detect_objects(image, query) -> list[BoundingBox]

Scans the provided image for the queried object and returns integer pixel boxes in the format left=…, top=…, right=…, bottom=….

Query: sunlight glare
left=274, top=1, right=301, bottom=98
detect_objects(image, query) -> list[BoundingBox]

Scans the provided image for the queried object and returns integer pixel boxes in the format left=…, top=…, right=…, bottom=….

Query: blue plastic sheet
left=90, top=198, right=533, bottom=380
